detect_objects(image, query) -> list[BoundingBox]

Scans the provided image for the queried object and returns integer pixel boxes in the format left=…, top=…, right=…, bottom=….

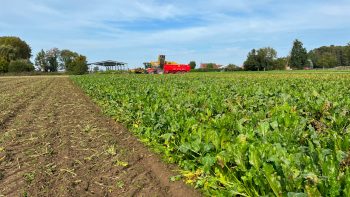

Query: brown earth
left=0, top=76, right=201, bottom=197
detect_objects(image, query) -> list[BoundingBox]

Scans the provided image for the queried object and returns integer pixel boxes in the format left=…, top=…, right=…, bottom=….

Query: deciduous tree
left=46, top=48, right=60, bottom=72
left=273, top=57, right=287, bottom=70
left=0, top=36, right=31, bottom=60
left=60, top=49, right=79, bottom=71
left=35, top=49, right=48, bottom=72
left=316, top=53, right=337, bottom=69
left=189, top=61, right=196, bottom=69
left=225, top=64, right=242, bottom=71
left=257, top=47, right=277, bottom=71
left=244, top=48, right=277, bottom=71
left=70, top=55, right=88, bottom=75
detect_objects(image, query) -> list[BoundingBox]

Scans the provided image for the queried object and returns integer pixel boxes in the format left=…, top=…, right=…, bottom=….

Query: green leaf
left=270, top=121, right=279, bottom=130
left=287, top=192, right=307, bottom=197
left=259, top=121, right=270, bottom=136
left=263, top=164, right=282, bottom=197
left=249, top=145, right=261, bottom=170
left=201, top=155, right=216, bottom=173
left=179, top=143, right=191, bottom=153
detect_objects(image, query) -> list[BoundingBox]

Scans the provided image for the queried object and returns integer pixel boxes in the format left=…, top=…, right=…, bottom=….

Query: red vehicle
left=144, top=55, right=191, bottom=74
left=164, top=64, right=191, bottom=74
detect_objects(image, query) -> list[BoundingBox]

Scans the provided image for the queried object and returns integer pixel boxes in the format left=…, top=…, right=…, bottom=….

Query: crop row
left=72, top=72, right=350, bottom=196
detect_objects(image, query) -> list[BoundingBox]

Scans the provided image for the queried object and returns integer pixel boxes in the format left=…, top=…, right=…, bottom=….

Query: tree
left=8, top=59, right=34, bottom=72
left=339, top=49, right=348, bottom=66
left=46, top=48, right=60, bottom=72
left=225, top=64, right=242, bottom=71
left=35, top=49, right=48, bottom=72
left=59, top=49, right=87, bottom=74
left=244, top=48, right=277, bottom=71
left=272, top=57, right=287, bottom=70
left=290, top=39, right=308, bottom=69
left=0, top=45, right=17, bottom=62
left=59, top=49, right=79, bottom=71
left=244, top=49, right=259, bottom=71
left=70, top=55, right=88, bottom=75
left=316, top=53, right=337, bottom=69
left=257, top=47, right=277, bottom=71
left=189, top=61, right=196, bottom=69
left=0, top=36, right=31, bottom=60
left=0, top=57, right=9, bottom=73
left=0, top=36, right=32, bottom=73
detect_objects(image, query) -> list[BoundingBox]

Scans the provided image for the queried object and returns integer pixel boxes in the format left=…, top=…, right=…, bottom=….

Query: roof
left=87, top=60, right=127, bottom=66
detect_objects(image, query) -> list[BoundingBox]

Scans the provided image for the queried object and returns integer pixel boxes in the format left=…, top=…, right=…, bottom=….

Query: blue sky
left=1, top=0, right=350, bottom=68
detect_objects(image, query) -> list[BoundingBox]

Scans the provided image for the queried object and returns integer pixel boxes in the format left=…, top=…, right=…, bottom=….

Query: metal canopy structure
left=88, top=60, right=128, bottom=71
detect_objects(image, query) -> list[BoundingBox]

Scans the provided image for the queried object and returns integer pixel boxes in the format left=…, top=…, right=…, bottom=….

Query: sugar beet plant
left=72, top=72, right=350, bottom=196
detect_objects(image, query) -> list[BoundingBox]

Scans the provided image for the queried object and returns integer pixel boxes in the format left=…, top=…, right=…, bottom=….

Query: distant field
left=73, top=71, right=350, bottom=196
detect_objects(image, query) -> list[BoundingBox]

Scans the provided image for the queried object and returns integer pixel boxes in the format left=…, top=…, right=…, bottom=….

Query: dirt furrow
left=0, top=78, right=30, bottom=92
left=0, top=79, right=52, bottom=125
left=0, top=78, right=51, bottom=130
left=0, top=78, right=57, bottom=196
left=0, top=80, right=47, bottom=119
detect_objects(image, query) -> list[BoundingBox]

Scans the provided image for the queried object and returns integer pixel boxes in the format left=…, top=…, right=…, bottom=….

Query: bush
left=8, top=59, right=35, bottom=73
left=224, top=64, right=243, bottom=71
left=0, top=57, right=9, bottom=73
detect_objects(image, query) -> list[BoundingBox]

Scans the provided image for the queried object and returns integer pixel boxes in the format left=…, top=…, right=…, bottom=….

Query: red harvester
left=143, top=55, right=191, bottom=74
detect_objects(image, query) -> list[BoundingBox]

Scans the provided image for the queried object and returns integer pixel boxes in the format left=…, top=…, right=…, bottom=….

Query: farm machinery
left=143, top=55, right=191, bottom=74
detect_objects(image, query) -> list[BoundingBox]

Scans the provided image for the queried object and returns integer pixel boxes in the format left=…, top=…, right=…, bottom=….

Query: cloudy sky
left=1, top=0, right=349, bottom=67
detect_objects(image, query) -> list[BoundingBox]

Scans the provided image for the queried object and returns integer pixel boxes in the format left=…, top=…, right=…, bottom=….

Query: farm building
left=87, top=60, right=128, bottom=72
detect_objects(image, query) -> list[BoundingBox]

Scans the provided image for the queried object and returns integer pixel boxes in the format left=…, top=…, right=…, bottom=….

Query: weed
left=106, top=144, right=117, bottom=156
left=23, top=172, right=35, bottom=184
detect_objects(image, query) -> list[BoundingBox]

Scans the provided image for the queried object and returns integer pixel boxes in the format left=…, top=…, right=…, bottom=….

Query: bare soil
left=0, top=76, right=201, bottom=197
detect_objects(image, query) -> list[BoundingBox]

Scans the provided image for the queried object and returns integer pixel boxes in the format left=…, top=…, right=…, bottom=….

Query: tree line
left=243, top=39, right=350, bottom=70
left=0, top=36, right=88, bottom=74
left=309, top=44, right=350, bottom=68
left=35, top=48, right=88, bottom=75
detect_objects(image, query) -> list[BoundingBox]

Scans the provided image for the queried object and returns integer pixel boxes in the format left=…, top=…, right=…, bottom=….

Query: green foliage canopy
left=34, top=48, right=87, bottom=74
left=0, top=36, right=33, bottom=73
left=309, top=44, right=350, bottom=68
left=189, top=61, right=196, bottom=69
left=70, top=55, right=88, bottom=75
left=0, top=36, right=31, bottom=60
left=244, top=47, right=277, bottom=71
left=0, top=57, right=9, bottom=73
left=35, top=49, right=48, bottom=72
left=290, top=39, right=308, bottom=69
left=224, top=64, right=242, bottom=71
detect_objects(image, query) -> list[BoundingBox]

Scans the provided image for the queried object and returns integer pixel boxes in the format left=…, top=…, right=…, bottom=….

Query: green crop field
left=72, top=71, right=350, bottom=196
